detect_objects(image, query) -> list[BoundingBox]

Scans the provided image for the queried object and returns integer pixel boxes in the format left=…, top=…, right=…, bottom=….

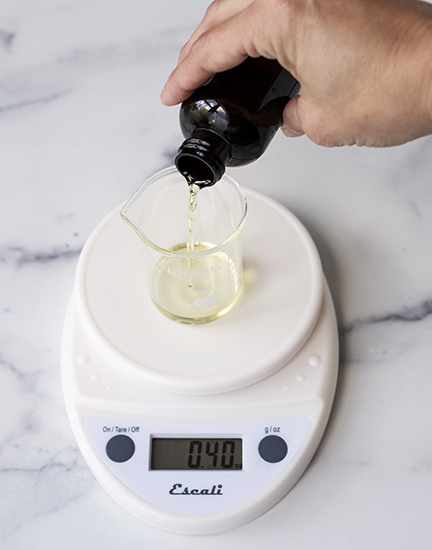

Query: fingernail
left=281, top=123, right=304, bottom=138
left=203, top=75, right=214, bottom=86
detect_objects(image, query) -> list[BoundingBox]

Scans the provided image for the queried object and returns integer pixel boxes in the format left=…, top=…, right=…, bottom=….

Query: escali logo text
left=169, top=483, right=223, bottom=496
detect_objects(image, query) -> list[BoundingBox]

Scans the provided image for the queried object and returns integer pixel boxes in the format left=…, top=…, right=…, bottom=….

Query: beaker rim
left=120, top=166, right=248, bottom=258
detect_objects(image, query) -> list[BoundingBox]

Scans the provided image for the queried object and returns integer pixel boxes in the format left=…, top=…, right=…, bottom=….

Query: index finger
left=160, top=2, right=272, bottom=106
left=177, top=0, right=255, bottom=65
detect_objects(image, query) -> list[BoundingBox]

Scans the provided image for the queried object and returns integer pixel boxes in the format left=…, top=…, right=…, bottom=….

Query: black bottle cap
left=175, top=129, right=232, bottom=187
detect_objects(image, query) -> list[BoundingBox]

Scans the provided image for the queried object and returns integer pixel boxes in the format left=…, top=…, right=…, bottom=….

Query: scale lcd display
left=151, top=438, right=243, bottom=471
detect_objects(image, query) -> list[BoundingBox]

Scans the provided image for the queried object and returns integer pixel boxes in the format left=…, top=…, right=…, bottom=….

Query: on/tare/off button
left=106, top=435, right=135, bottom=463
left=258, top=435, right=288, bottom=463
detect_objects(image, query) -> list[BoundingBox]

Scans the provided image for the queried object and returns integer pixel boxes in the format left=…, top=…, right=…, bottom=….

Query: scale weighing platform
left=61, top=187, right=338, bottom=535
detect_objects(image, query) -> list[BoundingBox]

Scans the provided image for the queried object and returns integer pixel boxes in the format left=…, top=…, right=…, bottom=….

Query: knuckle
left=187, top=32, right=213, bottom=71
left=252, top=0, right=299, bottom=57
left=204, top=0, right=225, bottom=21
left=188, top=31, right=206, bottom=58
left=307, top=123, right=345, bottom=147
left=179, top=41, right=189, bottom=58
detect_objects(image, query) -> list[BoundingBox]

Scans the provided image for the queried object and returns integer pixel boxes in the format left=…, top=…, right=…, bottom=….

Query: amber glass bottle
left=175, top=57, right=299, bottom=186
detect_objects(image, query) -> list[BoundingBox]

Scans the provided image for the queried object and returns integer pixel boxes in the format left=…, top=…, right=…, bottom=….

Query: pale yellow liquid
left=151, top=242, right=241, bottom=324
left=187, top=183, right=199, bottom=253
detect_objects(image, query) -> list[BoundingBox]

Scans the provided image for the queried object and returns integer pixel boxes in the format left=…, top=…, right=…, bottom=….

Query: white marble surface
left=2, top=0, right=432, bottom=548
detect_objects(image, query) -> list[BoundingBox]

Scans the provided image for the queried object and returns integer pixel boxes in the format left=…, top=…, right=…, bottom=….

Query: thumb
left=281, top=96, right=305, bottom=137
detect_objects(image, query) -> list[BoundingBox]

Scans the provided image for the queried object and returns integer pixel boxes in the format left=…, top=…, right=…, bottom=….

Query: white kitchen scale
left=61, top=186, right=338, bottom=535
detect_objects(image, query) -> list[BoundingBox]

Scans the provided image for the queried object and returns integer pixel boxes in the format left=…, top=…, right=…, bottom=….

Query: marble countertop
left=2, top=0, right=432, bottom=548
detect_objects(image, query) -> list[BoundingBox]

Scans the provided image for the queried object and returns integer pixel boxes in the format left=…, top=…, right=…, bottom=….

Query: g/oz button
left=258, top=435, right=288, bottom=463
left=106, top=435, right=135, bottom=463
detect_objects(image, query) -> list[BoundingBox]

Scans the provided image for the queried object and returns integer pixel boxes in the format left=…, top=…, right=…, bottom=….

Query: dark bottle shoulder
left=178, top=58, right=298, bottom=167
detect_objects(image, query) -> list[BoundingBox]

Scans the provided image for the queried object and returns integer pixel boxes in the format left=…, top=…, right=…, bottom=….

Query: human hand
left=160, top=0, right=432, bottom=147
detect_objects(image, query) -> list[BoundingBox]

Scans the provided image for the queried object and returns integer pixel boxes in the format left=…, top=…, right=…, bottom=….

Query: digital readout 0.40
left=150, top=438, right=243, bottom=470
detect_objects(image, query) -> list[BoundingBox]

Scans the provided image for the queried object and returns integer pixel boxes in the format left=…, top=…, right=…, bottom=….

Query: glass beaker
left=121, top=166, right=247, bottom=324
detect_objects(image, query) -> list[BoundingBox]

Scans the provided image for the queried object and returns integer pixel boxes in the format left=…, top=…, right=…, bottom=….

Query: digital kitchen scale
left=61, top=187, right=338, bottom=535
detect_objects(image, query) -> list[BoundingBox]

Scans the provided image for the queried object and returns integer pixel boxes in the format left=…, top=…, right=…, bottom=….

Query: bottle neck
left=175, top=129, right=231, bottom=187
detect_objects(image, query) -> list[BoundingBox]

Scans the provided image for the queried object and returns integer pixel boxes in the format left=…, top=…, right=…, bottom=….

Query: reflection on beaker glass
left=121, top=167, right=247, bottom=324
